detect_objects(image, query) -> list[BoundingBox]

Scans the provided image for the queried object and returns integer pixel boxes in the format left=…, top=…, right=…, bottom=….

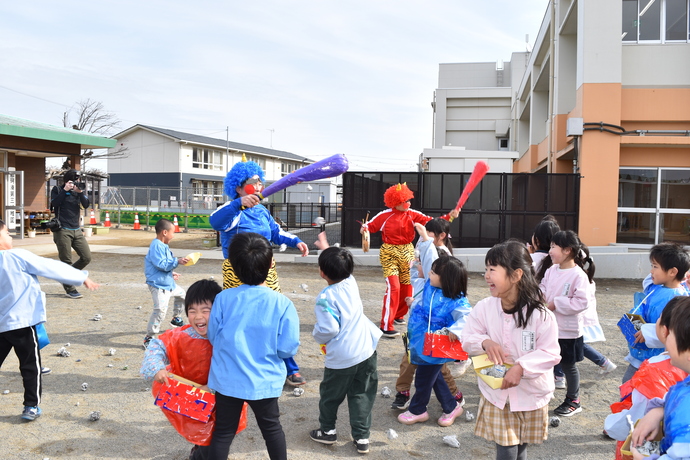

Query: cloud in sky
left=0, top=1, right=548, bottom=171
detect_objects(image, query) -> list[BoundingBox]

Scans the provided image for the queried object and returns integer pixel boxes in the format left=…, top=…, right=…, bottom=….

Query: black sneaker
left=65, top=291, right=83, bottom=299
left=354, top=439, right=369, bottom=454
left=393, top=318, right=406, bottom=325
left=554, top=398, right=582, bottom=417
left=310, top=429, right=337, bottom=445
left=142, top=336, right=153, bottom=350
left=381, top=329, right=400, bottom=338
left=286, top=372, right=306, bottom=386
left=391, top=392, right=410, bottom=410
left=170, top=317, right=184, bottom=327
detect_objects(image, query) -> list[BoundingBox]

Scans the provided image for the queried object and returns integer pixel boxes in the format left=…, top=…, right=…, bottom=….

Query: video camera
left=70, top=181, right=87, bottom=191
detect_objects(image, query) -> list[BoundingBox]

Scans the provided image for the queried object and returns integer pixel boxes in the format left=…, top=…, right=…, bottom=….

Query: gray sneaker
left=65, top=291, right=83, bottom=299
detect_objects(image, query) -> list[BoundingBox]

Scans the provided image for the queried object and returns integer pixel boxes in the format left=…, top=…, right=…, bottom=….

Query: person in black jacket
left=50, top=169, right=92, bottom=299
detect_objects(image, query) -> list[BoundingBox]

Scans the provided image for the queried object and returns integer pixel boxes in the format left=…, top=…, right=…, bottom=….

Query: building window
left=617, top=167, right=690, bottom=245
left=191, top=180, right=224, bottom=202
left=623, top=0, right=690, bottom=42
left=281, top=161, right=298, bottom=177
left=498, top=138, right=509, bottom=151
left=245, top=155, right=266, bottom=170
left=192, top=148, right=223, bottom=170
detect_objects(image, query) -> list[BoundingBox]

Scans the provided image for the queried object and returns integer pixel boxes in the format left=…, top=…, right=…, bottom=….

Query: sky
left=0, top=1, right=548, bottom=172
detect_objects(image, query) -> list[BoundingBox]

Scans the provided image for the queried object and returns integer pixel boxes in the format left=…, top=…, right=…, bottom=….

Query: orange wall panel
left=620, top=147, right=690, bottom=167
left=577, top=83, right=622, bottom=246
left=621, top=88, right=690, bottom=121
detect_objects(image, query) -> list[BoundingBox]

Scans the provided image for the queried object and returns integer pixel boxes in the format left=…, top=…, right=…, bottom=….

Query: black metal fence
left=342, top=172, right=580, bottom=249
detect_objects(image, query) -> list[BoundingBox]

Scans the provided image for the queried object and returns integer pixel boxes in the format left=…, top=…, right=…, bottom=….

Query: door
left=2, top=169, right=25, bottom=238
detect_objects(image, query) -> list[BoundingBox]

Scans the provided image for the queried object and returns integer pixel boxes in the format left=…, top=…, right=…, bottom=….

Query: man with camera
left=50, top=169, right=92, bottom=299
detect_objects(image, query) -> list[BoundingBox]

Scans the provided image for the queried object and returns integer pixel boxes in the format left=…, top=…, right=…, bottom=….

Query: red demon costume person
left=361, top=183, right=457, bottom=336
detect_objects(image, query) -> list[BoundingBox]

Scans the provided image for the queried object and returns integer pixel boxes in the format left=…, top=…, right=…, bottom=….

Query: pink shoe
left=398, top=410, right=429, bottom=425
left=438, top=402, right=464, bottom=427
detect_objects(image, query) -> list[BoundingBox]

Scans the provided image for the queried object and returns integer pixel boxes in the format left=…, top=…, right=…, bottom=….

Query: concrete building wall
left=622, top=45, right=690, bottom=87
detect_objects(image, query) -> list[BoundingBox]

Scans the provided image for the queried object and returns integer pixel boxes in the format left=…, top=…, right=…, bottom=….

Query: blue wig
left=224, top=160, right=266, bottom=199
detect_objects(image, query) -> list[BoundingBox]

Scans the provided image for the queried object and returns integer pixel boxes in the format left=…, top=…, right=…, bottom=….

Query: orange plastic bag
left=153, top=326, right=248, bottom=445
left=629, top=356, right=688, bottom=401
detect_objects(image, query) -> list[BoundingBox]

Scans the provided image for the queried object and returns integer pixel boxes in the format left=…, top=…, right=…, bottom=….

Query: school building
left=427, top=0, right=690, bottom=247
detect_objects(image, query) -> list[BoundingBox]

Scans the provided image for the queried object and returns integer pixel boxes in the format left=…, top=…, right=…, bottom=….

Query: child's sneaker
left=170, top=317, right=184, bottom=327
left=599, top=359, right=617, bottom=374
left=438, top=402, right=464, bottom=427
left=142, top=335, right=153, bottom=350
left=310, top=429, right=337, bottom=444
left=554, top=376, right=566, bottom=389
left=554, top=398, right=582, bottom=417
left=393, top=318, right=406, bottom=325
left=398, top=410, right=429, bottom=425
left=391, top=391, right=410, bottom=410
left=21, top=406, right=42, bottom=421
left=381, top=329, right=400, bottom=338
left=41, top=367, right=52, bottom=375
left=286, top=372, right=306, bottom=386
left=353, top=439, right=369, bottom=454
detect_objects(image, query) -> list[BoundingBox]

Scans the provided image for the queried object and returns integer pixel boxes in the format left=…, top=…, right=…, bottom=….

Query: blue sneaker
left=21, top=406, right=42, bottom=421
left=170, top=317, right=184, bottom=327
left=65, top=291, right=83, bottom=299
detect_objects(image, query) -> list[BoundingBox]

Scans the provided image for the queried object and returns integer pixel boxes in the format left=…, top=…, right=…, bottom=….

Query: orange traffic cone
left=173, top=215, right=180, bottom=233
left=133, top=213, right=141, bottom=230
left=104, top=211, right=111, bottom=227
left=89, top=209, right=97, bottom=225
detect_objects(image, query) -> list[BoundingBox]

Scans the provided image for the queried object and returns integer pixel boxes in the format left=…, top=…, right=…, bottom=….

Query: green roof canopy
left=0, top=114, right=116, bottom=149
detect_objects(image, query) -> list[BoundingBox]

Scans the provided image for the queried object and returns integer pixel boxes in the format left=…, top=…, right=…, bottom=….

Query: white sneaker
left=554, top=376, right=566, bottom=389
left=599, top=359, right=617, bottom=375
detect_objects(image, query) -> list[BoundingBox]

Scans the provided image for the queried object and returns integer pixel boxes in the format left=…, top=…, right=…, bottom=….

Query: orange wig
left=384, top=183, right=414, bottom=208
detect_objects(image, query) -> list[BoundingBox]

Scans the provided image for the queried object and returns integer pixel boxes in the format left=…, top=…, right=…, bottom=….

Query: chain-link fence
left=98, top=186, right=341, bottom=249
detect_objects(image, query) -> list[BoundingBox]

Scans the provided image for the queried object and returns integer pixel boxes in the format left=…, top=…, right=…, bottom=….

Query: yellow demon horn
left=396, top=183, right=402, bottom=191
left=241, top=153, right=247, bottom=162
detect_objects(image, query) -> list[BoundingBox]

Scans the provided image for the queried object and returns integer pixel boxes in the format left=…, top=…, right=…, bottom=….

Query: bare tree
left=62, top=98, right=129, bottom=168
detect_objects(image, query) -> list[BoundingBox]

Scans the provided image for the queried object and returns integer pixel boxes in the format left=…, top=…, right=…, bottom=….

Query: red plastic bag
left=422, top=333, right=468, bottom=360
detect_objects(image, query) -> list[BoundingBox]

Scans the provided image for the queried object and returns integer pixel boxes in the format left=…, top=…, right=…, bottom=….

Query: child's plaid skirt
left=474, top=394, right=549, bottom=446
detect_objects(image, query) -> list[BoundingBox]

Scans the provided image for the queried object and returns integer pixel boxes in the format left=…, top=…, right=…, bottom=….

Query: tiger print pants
left=222, top=258, right=281, bottom=292
left=379, top=243, right=414, bottom=331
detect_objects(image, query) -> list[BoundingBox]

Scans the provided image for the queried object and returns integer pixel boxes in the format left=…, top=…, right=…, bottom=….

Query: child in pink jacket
left=462, top=240, right=560, bottom=460
left=539, top=230, right=596, bottom=417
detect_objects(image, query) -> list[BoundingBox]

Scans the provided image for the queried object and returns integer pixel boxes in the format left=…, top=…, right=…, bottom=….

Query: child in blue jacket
left=143, top=219, right=189, bottom=349
left=397, top=223, right=471, bottom=427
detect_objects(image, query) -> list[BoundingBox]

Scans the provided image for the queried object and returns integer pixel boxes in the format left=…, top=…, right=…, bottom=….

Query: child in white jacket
left=309, top=235, right=382, bottom=455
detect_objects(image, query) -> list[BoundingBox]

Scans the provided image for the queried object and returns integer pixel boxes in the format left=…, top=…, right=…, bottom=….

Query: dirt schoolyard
left=0, top=229, right=640, bottom=459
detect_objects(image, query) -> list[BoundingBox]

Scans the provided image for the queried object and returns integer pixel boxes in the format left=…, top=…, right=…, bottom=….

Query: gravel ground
left=0, top=230, right=638, bottom=459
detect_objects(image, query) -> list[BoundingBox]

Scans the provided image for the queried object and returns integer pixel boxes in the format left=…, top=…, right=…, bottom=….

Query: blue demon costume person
left=210, top=155, right=309, bottom=386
